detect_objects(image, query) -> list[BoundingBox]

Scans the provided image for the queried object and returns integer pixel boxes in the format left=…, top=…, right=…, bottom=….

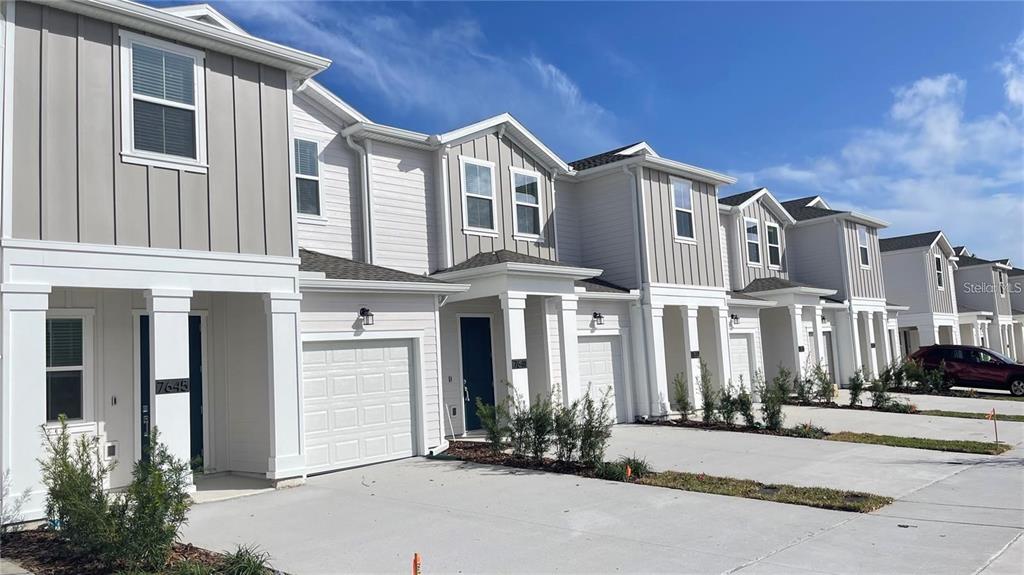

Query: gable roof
left=576, top=277, right=631, bottom=294
left=569, top=142, right=647, bottom=171
left=1009, top=267, right=1024, bottom=277
left=738, top=277, right=835, bottom=295
left=718, top=187, right=796, bottom=225
left=780, top=199, right=888, bottom=228
left=432, top=250, right=580, bottom=275
left=299, top=249, right=447, bottom=285
left=719, top=188, right=763, bottom=207
left=297, top=80, right=371, bottom=126
left=879, top=231, right=954, bottom=255
left=436, top=113, right=569, bottom=173
left=159, top=3, right=249, bottom=35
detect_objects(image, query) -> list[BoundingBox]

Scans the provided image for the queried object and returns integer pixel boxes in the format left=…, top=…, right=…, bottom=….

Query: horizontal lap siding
left=642, top=168, right=723, bottom=288
left=291, top=94, right=362, bottom=259
left=370, top=141, right=436, bottom=275
left=447, top=133, right=555, bottom=265
left=11, top=3, right=292, bottom=256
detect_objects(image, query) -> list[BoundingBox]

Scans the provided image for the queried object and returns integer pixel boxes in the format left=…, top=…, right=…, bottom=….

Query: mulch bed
left=648, top=418, right=799, bottom=436
left=1, top=528, right=224, bottom=575
left=443, top=441, right=595, bottom=476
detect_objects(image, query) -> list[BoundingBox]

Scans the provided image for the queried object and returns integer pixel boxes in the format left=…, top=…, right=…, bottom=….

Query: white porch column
left=1014, top=323, right=1024, bottom=361
left=788, top=304, right=806, bottom=378
left=558, top=295, right=581, bottom=405
left=145, top=289, right=192, bottom=477
left=874, top=311, right=892, bottom=369
left=711, top=306, right=732, bottom=390
left=629, top=303, right=651, bottom=416
left=264, top=293, right=305, bottom=483
left=682, top=306, right=703, bottom=404
left=861, top=312, right=879, bottom=379
left=987, top=321, right=1002, bottom=353
left=811, top=306, right=827, bottom=370
left=833, top=308, right=861, bottom=385
left=643, top=304, right=669, bottom=415
left=500, top=292, right=531, bottom=406
left=1006, top=325, right=1018, bottom=361
left=1, top=284, right=51, bottom=518
left=952, top=323, right=962, bottom=345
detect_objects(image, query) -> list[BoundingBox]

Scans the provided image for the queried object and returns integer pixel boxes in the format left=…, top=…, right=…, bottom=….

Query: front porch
left=897, top=313, right=960, bottom=357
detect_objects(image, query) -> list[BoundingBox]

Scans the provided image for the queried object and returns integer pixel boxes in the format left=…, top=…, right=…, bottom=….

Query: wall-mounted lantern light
left=821, top=314, right=828, bottom=323
left=359, top=307, right=375, bottom=326
left=592, top=311, right=605, bottom=326
left=729, top=313, right=739, bottom=327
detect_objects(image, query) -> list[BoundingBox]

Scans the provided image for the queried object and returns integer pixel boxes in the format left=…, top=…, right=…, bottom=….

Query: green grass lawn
left=916, top=410, right=1024, bottom=423
left=640, top=471, right=892, bottom=513
left=825, top=431, right=1012, bottom=455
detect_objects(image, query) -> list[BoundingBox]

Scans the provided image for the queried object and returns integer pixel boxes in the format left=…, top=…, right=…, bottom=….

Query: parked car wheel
left=1011, top=379, right=1024, bottom=397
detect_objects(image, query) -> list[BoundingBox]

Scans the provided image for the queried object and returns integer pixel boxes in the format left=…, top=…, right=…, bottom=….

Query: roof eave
left=433, top=262, right=602, bottom=282
left=300, top=277, right=469, bottom=294
left=341, top=122, right=434, bottom=149
left=436, top=113, right=570, bottom=173
left=720, top=189, right=797, bottom=225
left=570, top=155, right=736, bottom=186
left=744, top=286, right=837, bottom=297
left=298, top=80, right=371, bottom=125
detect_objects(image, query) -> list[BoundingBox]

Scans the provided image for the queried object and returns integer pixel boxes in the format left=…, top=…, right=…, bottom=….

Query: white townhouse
left=879, top=231, right=961, bottom=356
left=954, top=249, right=1018, bottom=361
left=0, top=1, right=331, bottom=520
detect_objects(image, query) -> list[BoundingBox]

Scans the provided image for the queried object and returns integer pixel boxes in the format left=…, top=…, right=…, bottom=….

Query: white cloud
left=218, top=1, right=619, bottom=159
left=736, top=39, right=1024, bottom=264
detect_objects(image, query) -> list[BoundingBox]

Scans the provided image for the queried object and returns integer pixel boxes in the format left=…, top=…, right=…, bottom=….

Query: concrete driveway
left=183, top=443, right=1024, bottom=574
left=835, top=389, right=1024, bottom=417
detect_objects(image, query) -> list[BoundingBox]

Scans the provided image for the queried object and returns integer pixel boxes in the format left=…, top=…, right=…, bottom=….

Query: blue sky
left=197, top=1, right=1023, bottom=263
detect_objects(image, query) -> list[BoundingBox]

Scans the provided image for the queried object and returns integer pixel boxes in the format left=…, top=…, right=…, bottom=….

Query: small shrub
left=716, top=382, right=738, bottom=426
left=921, top=363, right=953, bottom=395
left=760, top=367, right=790, bottom=431
left=505, top=386, right=532, bottom=458
left=848, top=369, right=866, bottom=407
left=793, top=374, right=812, bottom=404
left=870, top=372, right=892, bottom=410
left=735, top=381, right=756, bottom=427
left=475, top=397, right=508, bottom=453
left=788, top=422, right=828, bottom=439
left=221, top=544, right=272, bottom=575
left=698, top=361, right=717, bottom=424
left=170, top=560, right=215, bottom=575
left=593, top=461, right=628, bottom=482
left=671, top=372, right=692, bottom=421
left=877, top=400, right=917, bottom=414
left=619, top=455, right=652, bottom=479
left=579, top=389, right=614, bottom=466
left=809, top=363, right=834, bottom=404
left=552, top=399, right=582, bottom=463
left=526, top=396, right=555, bottom=460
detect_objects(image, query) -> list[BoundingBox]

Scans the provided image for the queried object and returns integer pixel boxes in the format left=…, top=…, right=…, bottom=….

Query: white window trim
left=671, top=177, right=695, bottom=242
left=744, top=217, right=762, bottom=267
left=857, top=225, right=871, bottom=269
left=934, top=254, right=944, bottom=290
left=766, top=222, right=782, bottom=269
left=119, top=30, right=208, bottom=174
left=509, top=166, right=543, bottom=240
left=44, top=309, right=95, bottom=427
left=294, top=138, right=324, bottom=220
left=459, top=155, right=497, bottom=234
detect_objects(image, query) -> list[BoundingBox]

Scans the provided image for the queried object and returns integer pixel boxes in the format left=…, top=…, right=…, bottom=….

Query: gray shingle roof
left=957, top=254, right=1000, bottom=268
left=820, top=295, right=845, bottom=304
left=576, top=277, right=630, bottom=293
left=783, top=204, right=847, bottom=222
left=433, top=250, right=578, bottom=274
left=958, top=303, right=988, bottom=314
left=782, top=195, right=820, bottom=208
left=728, top=290, right=769, bottom=302
left=739, top=277, right=830, bottom=293
left=879, top=231, right=942, bottom=253
left=719, top=188, right=765, bottom=207
left=569, top=142, right=644, bottom=171
left=299, top=249, right=447, bottom=284
left=1009, top=267, right=1024, bottom=277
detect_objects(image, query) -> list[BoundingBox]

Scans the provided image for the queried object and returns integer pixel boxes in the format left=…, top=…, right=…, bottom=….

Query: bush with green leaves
left=38, top=417, right=116, bottom=556
left=169, top=560, right=215, bottom=575
left=505, top=386, right=532, bottom=458
left=671, top=371, right=692, bottom=421
left=787, top=422, right=828, bottom=440
left=593, top=460, right=629, bottom=482
left=792, top=373, right=812, bottom=404
left=759, top=367, right=790, bottom=431
left=698, top=361, right=717, bottom=424
left=475, top=396, right=508, bottom=453
left=848, top=369, right=866, bottom=407
left=220, top=544, right=272, bottom=575
left=618, top=455, right=652, bottom=479
left=716, top=383, right=738, bottom=426
left=870, top=369, right=894, bottom=410
left=553, top=399, right=582, bottom=463
left=526, top=396, right=555, bottom=461
left=735, top=381, right=756, bottom=427
left=809, top=363, right=834, bottom=404
left=578, top=389, right=614, bottom=466
left=109, top=429, right=192, bottom=572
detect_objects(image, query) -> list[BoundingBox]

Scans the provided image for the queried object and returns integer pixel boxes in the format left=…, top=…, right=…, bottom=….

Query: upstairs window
left=934, top=255, right=944, bottom=289
left=999, top=272, right=1007, bottom=297
left=745, top=218, right=761, bottom=265
left=294, top=139, right=321, bottom=216
left=46, top=318, right=84, bottom=422
left=461, top=157, right=496, bottom=232
left=120, top=32, right=206, bottom=170
left=857, top=225, right=870, bottom=267
left=672, top=178, right=694, bottom=239
left=766, top=223, right=782, bottom=267
left=511, top=168, right=541, bottom=237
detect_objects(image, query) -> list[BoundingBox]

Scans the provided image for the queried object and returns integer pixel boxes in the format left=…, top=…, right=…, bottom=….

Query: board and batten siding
left=571, top=171, right=640, bottom=289
left=995, top=268, right=1012, bottom=316
left=369, top=141, right=438, bottom=275
left=727, top=198, right=788, bottom=291
left=291, top=92, right=363, bottom=260
left=926, top=245, right=956, bottom=315
left=446, top=133, right=556, bottom=265
left=641, top=168, right=723, bottom=288
left=11, top=3, right=293, bottom=256
left=553, top=180, right=582, bottom=266
left=843, top=221, right=886, bottom=300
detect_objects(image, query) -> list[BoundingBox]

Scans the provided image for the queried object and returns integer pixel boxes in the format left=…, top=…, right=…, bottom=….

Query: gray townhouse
left=879, top=231, right=960, bottom=356
left=954, top=248, right=1018, bottom=361
left=1009, top=268, right=1024, bottom=360
left=0, top=0, right=330, bottom=520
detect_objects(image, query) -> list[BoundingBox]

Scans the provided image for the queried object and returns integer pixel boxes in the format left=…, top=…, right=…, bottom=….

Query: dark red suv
left=909, top=345, right=1024, bottom=396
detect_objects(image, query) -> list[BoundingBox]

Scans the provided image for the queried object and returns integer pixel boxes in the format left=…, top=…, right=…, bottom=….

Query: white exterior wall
left=368, top=141, right=438, bottom=275
left=438, top=297, right=506, bottom=437
left=571, top=172, right=639, bottom=289
left=554, top=180, right=582, bottom=266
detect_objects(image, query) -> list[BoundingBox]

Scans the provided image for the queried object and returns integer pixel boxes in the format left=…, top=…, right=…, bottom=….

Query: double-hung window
left=46, top=318, right=85, bottom=422
left=461, top=157, right=496, bottom=232
left=857, top=225, right=870, bottom=267
left=672, top=178, right=694, bottom=240
left=934, top=255, right=944, bottom=289
left=766, top=223, right=782, bottom=267
left=120, top=31, right=206, bottom=170
left=999, top=272, right=1007, bottom=297
left=294, top=139, right=321, bottom=216
left=745, top=218, right=761, bottom=265
left=511, top=168, right=541, bottom=237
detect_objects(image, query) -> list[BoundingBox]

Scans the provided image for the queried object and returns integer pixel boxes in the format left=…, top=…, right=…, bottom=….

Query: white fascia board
left=616, top=142, right=659, bottom=157
left=958, top=310, right=993, bottom=320
left=790, top=211, right=889, bottom=229
left=341, top=122, right=434, bottom=150
left=299, top=80, right=371, bottom=125
left=576, top=290, right=641, bottom=301
left=61, top=0, right=330, bottom=78
left=886, top=303, right=911, bottom=312
left=728, top=296, right=778, bottom=308
left=846, top=211, right=890, bottom=228
left=567, top=155, right=735, bottom=186
left=300, top=277, right=469, bottom=294
left=159, top=4, right=249, bottom=35
left=745, top=285, right=838, bottom=298
left=434, top=113, right=570, bottom=173
left=820, top=300, right=848, bottom=309
left=433, top=262, right=603, bottom=283
left=722, top=188, right=797, bottom=225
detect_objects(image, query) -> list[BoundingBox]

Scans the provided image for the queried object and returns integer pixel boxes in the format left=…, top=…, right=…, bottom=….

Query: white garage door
left=729, top=334, right=753, bottom=389
left=578, top=335, right=628, bottom=423
left=303, top=339, right=415, bottom=474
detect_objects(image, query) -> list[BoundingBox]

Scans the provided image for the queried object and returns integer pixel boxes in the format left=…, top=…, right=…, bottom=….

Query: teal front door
left=460, top=317, right=495, bottom=430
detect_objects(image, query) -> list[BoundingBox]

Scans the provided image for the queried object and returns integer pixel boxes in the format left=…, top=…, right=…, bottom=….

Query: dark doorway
left=459, top=317, right=495, bottom=431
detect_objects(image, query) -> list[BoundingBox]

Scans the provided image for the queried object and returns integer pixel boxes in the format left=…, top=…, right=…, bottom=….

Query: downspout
left=346, top=134, right=372, bottom=263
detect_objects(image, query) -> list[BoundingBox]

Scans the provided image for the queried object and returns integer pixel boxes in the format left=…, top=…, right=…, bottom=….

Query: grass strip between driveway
left=915, top=409, right=1024, bottom=423
left=637, top=471, right=892, bottom=513
left=824, top=431, right=1013, bottom=455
